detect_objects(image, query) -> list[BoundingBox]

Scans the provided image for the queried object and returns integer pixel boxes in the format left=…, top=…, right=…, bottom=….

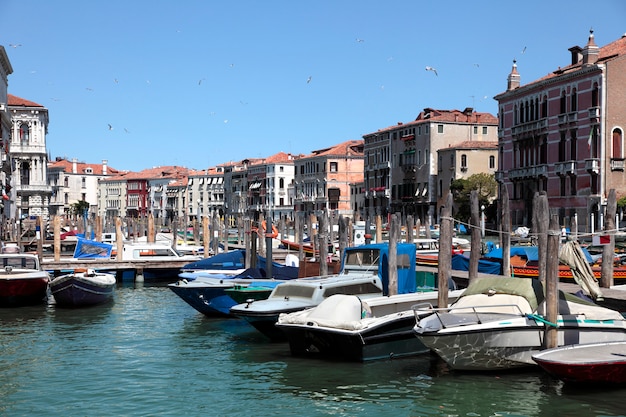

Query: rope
left=526, top=313, right=558, bottom=328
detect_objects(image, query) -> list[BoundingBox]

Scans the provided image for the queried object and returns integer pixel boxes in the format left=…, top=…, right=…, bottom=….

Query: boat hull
left=417, top=316, right=626, bottom=371
left=532, top=341, right=626, bottom=383
left=50, top=274, right=115, bottom=307
left=168, top=284, right=236, bottom=317
left=280, top=314, right=427, bottom=361
left=0, top=276, right=49, bottom=307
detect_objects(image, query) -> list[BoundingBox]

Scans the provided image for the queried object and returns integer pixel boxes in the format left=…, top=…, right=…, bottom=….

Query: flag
left=588, top=127, right=594, bottom=151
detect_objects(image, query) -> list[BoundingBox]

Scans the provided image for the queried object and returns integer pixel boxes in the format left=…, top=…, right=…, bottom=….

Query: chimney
left=582, top=28, right=599, bottom=66
left=72, top=158, right=77, bottom=174
left=569, top=46, right=583, bottom=65
left=102, top=159, right=108, bottom=175
left=507, top=60, right=520, bottom=91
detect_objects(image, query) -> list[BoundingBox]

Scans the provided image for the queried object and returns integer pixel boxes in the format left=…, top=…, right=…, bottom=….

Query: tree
left=69, top=200, right=90, bottom=217
left=449, top=173, right=497, bottom=224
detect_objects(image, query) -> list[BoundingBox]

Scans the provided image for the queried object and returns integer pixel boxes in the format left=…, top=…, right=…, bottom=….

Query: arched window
left=592, top=83, right=599, bottom=107
left=20, top=124, right=29, bottom=143
left=461, top=154, right=467, bottom=169
left=560, top=91, right=567, bottom=114
left=571, top=88, right=578, bottom=112
left=613, top=128, right=623, bottom=159
left=489, top=155, right=495, bottom=169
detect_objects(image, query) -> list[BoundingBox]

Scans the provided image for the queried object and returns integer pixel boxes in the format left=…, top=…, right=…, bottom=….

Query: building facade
left=0, top=47, right=12, bottom=221
left=363, top=108, right=498, bottom=223
left=495, top=31, right=626, bottom=233
left=48, top=158, right=119, bottom=217
left=7, top=94, right=52, bottom=219
left=293, top=140, right=364, bottom=219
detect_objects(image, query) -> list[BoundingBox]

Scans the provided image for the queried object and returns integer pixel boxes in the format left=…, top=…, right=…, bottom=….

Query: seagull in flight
left=107, top=124, right=113, bottom=131
left=425, top=66, right=438, bottom=76
left=9, top=43, right=22, bottom=48
left=307, top=76, right=312, bottom=84
left=521, top=46, right=527, bottom=54
left=356, top=38, right=364, bottom=43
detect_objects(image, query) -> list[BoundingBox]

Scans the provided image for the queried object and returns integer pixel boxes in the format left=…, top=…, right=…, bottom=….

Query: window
left=489, top=155, right=495, bottom=169
left=330, top=162, right=338, bottom=172
left=482, top=126, right=488, bottom=135
left=473, top=126, right=478, bottom=134
left=437, top=124, right=444, bottom=134
left=461, top=154, right=467, bottom=169
left=571, top=88, right=578, bottom=112
left=81, top=177, right=86, bottom=188
left=560, top=91, right=567, bottom=114
left=19, top=124, right=29, bottom=143
left=64, top=176, right=69, bottom=187
left=613, top=128, right=623, bottom=159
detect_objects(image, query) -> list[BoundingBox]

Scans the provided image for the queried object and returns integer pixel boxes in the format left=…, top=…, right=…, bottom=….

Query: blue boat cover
left=182, top=250, right=246, bottom=270
left=484, top=245, right=593, bottom=263
left=451, top=253, right=502, bottom=275
left=73, top=237, right=113, bottom=258
left=343, top=243, right=417, bottom=295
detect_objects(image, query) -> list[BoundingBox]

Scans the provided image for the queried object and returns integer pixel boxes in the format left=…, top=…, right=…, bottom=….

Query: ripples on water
left=1, top=282, right=625, bottom=417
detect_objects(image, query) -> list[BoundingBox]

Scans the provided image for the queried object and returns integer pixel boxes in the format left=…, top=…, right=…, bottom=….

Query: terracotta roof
left=302, top=140, right=364, bottom=159
left=7, top=94, right=43, bottom=107
left=103, top=165, right=189, bottom=181
left=365, top=108, right=498, bottom=136
left=442, top=141, right=499, bottom=150
left=48, top=158, right=121, bottom=176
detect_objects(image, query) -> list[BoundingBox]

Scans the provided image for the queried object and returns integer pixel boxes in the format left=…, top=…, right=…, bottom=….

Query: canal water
left=1, top=280, right=625, bottom=417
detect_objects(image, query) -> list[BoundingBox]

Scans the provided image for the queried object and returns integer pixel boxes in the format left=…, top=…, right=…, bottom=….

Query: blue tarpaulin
left=73, top=237, right=113, bottom=258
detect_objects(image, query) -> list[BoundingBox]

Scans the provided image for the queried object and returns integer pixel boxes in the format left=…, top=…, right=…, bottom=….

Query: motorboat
left=413, top=276, right=626, bottom=371
left=532, top=341, right=626, bottom=384
left=49, top=268, right=116, bottom=307
left=168, top=267, right=295, bottom=317
left=0, top=248, right=50, bottom=307
left=116, top=242, right=203, bottom=281
left=276, top=287, right=465, bottom=362
left=230, top=242, right=418, bottom=341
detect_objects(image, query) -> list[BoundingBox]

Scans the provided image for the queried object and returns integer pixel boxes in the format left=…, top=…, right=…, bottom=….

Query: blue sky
left=2, top=1, right=625, bottom=172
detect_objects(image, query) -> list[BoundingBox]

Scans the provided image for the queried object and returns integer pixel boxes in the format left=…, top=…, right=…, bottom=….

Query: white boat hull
left=417, top=315, right=626, bottom=371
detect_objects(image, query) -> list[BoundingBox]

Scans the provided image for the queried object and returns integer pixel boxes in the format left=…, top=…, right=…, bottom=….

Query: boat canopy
left=459, top=276, right=545, bottom=311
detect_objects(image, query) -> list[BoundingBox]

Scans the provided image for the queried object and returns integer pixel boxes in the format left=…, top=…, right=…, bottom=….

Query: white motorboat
left=230, top=242, right=418, bottom=341
left=276, top=288, right=465, bottom=361
left=413, top=276, right=626, bottom=371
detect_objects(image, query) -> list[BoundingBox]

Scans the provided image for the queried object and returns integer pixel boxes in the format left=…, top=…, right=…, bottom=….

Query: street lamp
left=481, top=204, right=485, bottom=238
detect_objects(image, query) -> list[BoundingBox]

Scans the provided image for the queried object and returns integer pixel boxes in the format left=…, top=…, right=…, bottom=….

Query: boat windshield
left=323, top=282, right=381, bottom=297
left=1, top=256, right=39, bottom=269
left=344, top=249, right=380, bottom=268
left=273, top=285, right=316, bottom=298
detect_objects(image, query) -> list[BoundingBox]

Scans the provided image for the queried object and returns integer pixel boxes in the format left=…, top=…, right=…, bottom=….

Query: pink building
left=495, top=31, right=626, bottom=233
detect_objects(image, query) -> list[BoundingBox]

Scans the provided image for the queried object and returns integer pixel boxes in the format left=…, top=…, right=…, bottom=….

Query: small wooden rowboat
left=532, top=341, right=626, bottom=384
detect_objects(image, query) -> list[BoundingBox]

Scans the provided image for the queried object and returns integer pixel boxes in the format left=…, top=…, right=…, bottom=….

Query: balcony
left=585, top=158, right=600, bottom=174
left=508, top=164, right=549, bottom=180
left=554, top=161, right=576, bottom=176
left=611, top=158, right=625, bottom=171
left=494, top=171, right=505, bottom=182
left=511, top=118, right=548, bottom=136
left=589, top=106, right=601, bottom=123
